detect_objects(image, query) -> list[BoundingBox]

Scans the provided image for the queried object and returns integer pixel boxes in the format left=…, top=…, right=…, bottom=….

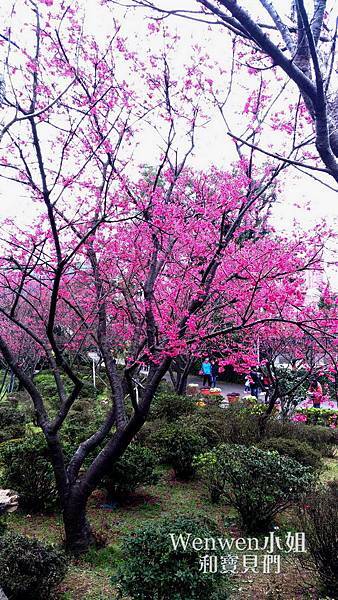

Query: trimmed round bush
left=0, top=405, right=26, bottom=427
left=0, top=433, right=58, bottom=512
left=0, top=423, right=26, bottom=443
left=141, top=405, right=227, bottom=451
left=266, top=421, right=338, bottom=457
left=149, top=391, right=197, bottom=422
left=216, top=403, right=262, bottom=446
left=135, top=418, right=165, bottom=447
left=113, top=515, right=228, bottom=599
left=0, top=405, right=26, bottom=442
left=0, top=532, right=67, bottom=599
left=195, top=444, right=314, bottom=533
left=34, top=371, right=64, bottom=411
left=150, top=423, right=207, bottom=479
left=178, top=409, right=225, bottom=449
left=257, top=437, right=323, bottom=470
left=103, top=444, right=159, bottom=500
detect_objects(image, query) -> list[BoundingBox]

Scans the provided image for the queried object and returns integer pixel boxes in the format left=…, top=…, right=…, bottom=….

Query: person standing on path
left=210, top=359, right=219, bottom=388
left=201, top=357, right=212, bottom=388
left=250, top=366, right=262, bottom=399
left=308, top=378, right=323, bottom=409
left=244, top=374, right=251, bottom=393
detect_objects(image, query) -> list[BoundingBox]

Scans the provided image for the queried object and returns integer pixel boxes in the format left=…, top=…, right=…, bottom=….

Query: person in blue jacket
left=201, top=357, right=212, bottom=388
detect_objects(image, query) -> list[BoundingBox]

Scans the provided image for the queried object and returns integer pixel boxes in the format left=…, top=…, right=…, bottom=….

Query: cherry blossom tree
left=0, top=0, right=336, bottom=553
left=124, top=0, right=338, bottom=185
left=255, top=308, right=337, bottom=420
left=1, top=164, right=333, bottom=551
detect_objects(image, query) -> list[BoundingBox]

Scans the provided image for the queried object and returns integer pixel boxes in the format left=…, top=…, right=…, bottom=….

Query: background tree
left=258, top=317, right=337, bottom=417
left=124, top=0, right=338, bottom=184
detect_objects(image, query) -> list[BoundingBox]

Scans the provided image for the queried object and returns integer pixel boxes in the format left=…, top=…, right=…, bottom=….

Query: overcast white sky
left=0, top=0, right=337, bottom=286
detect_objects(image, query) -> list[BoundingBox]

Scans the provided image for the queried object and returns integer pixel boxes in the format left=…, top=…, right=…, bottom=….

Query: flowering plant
left=293, top=408, right=338, bottom=428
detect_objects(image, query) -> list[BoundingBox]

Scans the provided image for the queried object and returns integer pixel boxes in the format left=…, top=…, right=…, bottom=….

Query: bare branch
left=259, top=0, right=295, bottom=52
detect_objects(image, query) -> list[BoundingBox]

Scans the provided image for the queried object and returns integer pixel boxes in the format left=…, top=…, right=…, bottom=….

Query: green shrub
left=135, top=418, right=166, bottom=447
left=61, top=398, right=103, bottom=447
left=327, top=479, right=338, bottom=500
left=219, top=404, right=262, bottom=445
left=35, top=370, right=96, bottom=412
left=0, top=405, right=26, bottom=428
left=7, top=391, right=36, bottom=422
left=113, top=515, right=228, bottom=600
left=103, top=444, right=159, bottom=500
left=0, top=423, right=26, bottom=442
left=0, top=532, right=67, bottom=599
left=68, top=398, right=93, bottom=422
left=298, top=483, right=338, bottom=598
left=150, top=423, right=207, bottom=479
left=139, top=405, right=226, bottom=452
left=0, top=433, right=58, bottom=512
left=149, top=391, right=197, bottom=422
left=274, top=366, right=309, bottom=407
left=0, top=516, right=7, bottom=536
left=241, top=399, right=277, bottom=417
left=0, top=405, right=26, bottom=442
left=178, top=408, right=225, bottom=449
left=257, top=437, right=323, bottom=471
left=34, top=371, right=64, bottom=406
left=78, top=380, right=97, bottom=398
left=195, top=444, right=314, bottom=533
left=266, top=421, right=338, bottom=457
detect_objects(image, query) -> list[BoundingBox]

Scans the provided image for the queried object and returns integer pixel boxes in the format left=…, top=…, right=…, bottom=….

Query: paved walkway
left=187, top=375, right=243, bottom=397
left=187, top=375, right=337, bottom=409
left=297, top=398, right=337, bottom=409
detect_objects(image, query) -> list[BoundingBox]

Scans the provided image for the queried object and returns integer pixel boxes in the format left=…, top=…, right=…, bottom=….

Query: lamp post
left=87, top=351, right=100, bottom=388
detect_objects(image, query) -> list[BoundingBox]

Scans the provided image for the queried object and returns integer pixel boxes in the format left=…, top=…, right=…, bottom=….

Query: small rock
left=0, top=489, right=19, bottom=515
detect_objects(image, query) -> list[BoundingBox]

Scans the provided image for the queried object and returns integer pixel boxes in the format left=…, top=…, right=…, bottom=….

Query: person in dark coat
left=210, top=359, right=219, bottom=388
left=250, top=366, right=262, bottom=398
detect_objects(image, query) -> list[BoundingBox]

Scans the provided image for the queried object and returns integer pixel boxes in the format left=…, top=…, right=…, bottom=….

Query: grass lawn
left=7, top=459, right=336, bottom=600
left=321, top=456, right=338, bottom=482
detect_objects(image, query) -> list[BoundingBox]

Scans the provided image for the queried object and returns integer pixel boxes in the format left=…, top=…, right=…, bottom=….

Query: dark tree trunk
left=168, top=366, right=178, bottom=390
left=177, top=371, right=189, bottom=395
left=63, top=492, right=95, bottom=555
left=258, top=411, right=270, bottom=439
left=258, top=390, right=278, bottom=439
left=173, top=355, right=193, bottom=395
left=61, top=412, right=151, bottom=554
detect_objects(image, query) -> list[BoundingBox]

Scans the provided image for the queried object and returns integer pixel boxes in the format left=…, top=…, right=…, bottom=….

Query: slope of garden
left=0, top=378, right=337, bottom=600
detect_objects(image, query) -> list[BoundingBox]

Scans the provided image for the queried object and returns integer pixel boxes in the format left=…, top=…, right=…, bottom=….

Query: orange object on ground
left=227, top=393, right=240, bottom=404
